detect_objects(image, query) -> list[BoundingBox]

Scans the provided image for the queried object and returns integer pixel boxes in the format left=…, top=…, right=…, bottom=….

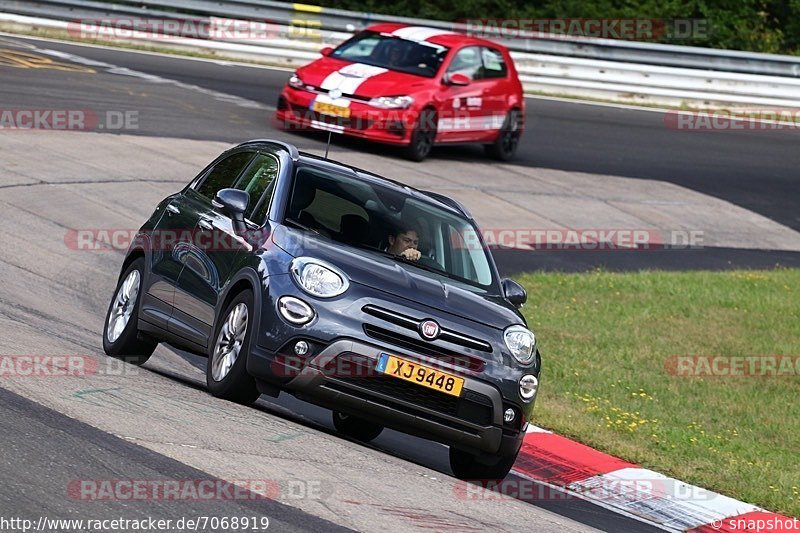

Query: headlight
left=368, top=96, right=414, bottom=109
left=504, top=325, right=536, bottom=365
left=288, top=73, right=304, bottom=89
left=290, top=257, right=348, bottom=298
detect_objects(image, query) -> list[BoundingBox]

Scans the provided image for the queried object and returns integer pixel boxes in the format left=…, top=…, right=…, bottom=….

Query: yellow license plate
left=376, top=353, right=464, bottom=397
left=312, top=100, right=351, bottom=118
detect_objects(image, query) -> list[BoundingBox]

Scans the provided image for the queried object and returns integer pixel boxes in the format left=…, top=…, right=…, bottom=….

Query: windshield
left=284, top=166, right=496, bottom=290
left=330, top=31, right=449, bottom=78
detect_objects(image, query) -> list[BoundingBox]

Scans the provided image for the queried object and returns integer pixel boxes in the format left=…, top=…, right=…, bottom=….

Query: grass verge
left=515, top=268, right=799, bottom=517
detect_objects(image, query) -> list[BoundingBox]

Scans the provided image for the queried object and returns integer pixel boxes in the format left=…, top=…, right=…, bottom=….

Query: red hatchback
left=275, top=23, right=525, bottom=161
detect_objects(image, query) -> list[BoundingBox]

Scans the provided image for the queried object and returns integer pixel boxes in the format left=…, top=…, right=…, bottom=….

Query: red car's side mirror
left=445, top=73, right=471, bottom=86
left=320, top=46, right=334, bottom=57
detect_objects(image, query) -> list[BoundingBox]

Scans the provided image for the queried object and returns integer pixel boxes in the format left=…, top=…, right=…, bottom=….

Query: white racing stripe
left=391, top=26, right=455, bottom=42
left=320, top=63, right=388, bottom=95
left=438, top=115, right=506, bottom=132
left=318, top=28, right=450, bottom=96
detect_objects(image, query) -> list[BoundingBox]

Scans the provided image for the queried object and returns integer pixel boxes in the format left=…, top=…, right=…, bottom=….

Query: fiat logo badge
left=329, top=89, right=343, bottom=99
left=419, top=319, right=440, bottom=340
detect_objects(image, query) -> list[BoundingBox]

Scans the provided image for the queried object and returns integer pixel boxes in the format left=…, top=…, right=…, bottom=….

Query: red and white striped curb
left=510, top=425, right=797, bottom=532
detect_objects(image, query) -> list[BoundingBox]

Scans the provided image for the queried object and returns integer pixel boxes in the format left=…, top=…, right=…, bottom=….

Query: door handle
left=166, top=204, right=180, bottom=215
left=198, top=219, right=214, bottom=231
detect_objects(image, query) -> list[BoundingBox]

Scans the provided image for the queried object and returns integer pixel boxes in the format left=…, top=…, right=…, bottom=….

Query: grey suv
left=103, top=139, right=541, bottom=480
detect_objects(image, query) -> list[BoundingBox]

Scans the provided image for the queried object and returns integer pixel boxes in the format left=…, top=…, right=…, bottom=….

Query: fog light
left=519, top=374, right=538, bottom=401
left=504, top=408, right=516, bottom=423
left=294, top=340, right=309, bottom=356
left=278, top=296, right=315, bottom=325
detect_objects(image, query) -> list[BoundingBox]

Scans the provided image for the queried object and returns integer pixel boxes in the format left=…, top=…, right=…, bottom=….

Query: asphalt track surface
left=0, top=386, right=349, bottom=532
left=0, top=32, right=795, bottom=532
left=6, top=34, right=798, bottom=231
left=2, top=33, right=799, bottom=273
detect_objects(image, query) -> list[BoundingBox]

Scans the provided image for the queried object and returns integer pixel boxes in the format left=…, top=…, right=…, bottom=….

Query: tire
left=485, top=109, right=522, bottom=161
left=332, top=411, right=384, bottom=442
left=206, top=290, right=261, bottom=405
left=102, top=258, right=158, bottom=366
left=403, top=108, right=437, bottom=162
left=449, top=446, right=519, bottom=481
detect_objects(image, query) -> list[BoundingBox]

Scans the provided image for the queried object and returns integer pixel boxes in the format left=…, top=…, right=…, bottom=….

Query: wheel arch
left=215, top=267, right=264, bottom=354
left=119, top=247, right=146, bottom=282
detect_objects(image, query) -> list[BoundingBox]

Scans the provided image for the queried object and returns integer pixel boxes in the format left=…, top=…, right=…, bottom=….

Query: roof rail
left=421, top=190, right=472, bottom=218
left=240, top=139, right=300, bottom=161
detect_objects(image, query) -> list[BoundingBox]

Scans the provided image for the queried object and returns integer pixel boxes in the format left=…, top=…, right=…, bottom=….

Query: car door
left=170, top=150, right=280, bottom=347
left=478, top=46, right=513, bottom=134
left=437, top=46, right=495, bottom=143
left=142, top=151, right=253, bottom=328
left=142, top=191, right=205, bottom=329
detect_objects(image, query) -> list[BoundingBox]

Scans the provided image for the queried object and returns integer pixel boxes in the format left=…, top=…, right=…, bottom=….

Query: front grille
left=309, top=86, right=371, bottom=102
left=363, top=324, right=485, bottom=372
left=329, top=353, right=493, bottom=426
left=362, top=305, right=492, bottom=353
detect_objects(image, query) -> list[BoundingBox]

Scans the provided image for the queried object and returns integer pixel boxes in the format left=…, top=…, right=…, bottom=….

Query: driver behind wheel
left=387, top=224, right=422, bottom=262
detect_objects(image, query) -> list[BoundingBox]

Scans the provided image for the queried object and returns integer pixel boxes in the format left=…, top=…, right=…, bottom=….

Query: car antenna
left=324, top=131, right=332, bottom=159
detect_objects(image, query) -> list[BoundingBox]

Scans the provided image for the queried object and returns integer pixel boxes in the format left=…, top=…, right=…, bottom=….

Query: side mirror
left=445, top=73, right=470, bottom=86
left=320, top=46, right=334, bottom=57
left=501, top=278, right=527, bottom=308
left=214, top=188, right=250, bottom=234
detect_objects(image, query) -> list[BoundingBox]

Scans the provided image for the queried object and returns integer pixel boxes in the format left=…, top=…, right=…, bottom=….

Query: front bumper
left=246, top=274, right=537, bottom=455
left=270, top=338, right=514, bottom=453
left=275, top=86, right=414, bottom=146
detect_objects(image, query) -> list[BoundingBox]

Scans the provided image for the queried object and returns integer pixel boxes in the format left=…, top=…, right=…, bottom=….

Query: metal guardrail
left=5, top=0, right=800, bottom=77
left=3, top=0, right=800, bottom=108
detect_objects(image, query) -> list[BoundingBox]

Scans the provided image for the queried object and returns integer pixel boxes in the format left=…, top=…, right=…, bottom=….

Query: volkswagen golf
left=275, top=24, right=525, bottom=162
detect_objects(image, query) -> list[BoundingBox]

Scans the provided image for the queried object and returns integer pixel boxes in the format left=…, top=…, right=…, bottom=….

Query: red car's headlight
left=368, top=96, right=414, bottom=109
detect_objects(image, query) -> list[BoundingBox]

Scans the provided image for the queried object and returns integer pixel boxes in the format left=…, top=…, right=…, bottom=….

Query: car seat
left=338, top=214, right=370, bottom=246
